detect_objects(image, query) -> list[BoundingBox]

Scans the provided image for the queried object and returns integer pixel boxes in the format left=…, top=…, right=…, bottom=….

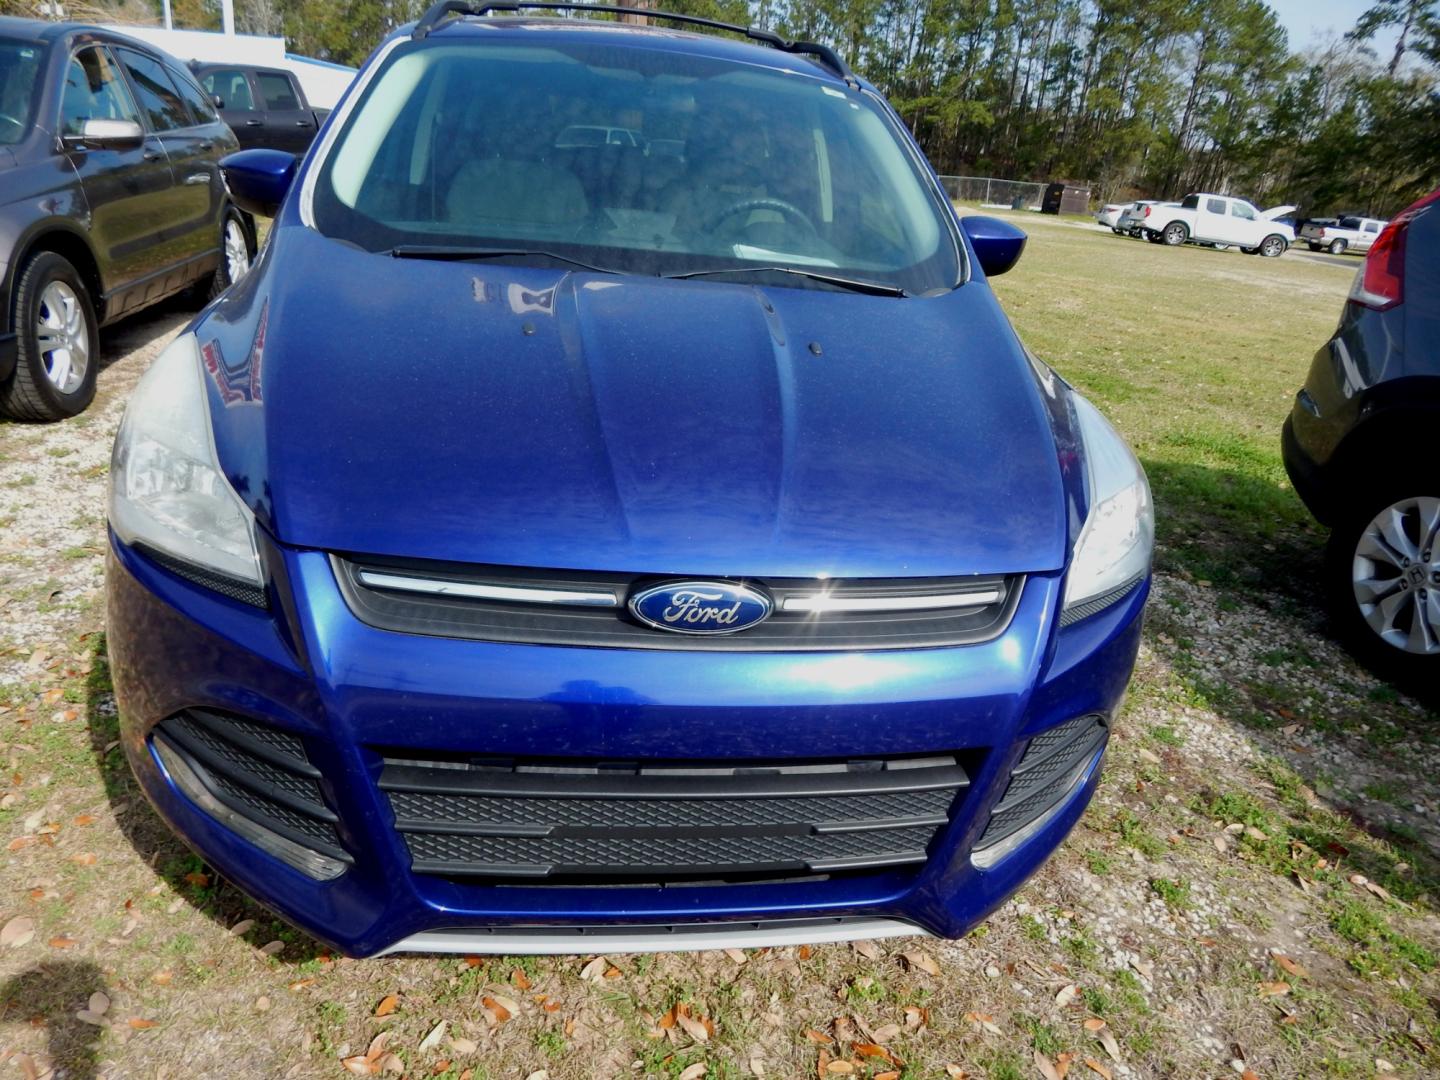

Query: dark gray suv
left=1283, top=187, right=1440, bottom=681
left=0, top=17, right=255, bottom=421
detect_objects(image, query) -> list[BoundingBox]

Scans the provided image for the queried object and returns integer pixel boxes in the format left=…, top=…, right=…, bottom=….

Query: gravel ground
left=1, top=291, right=1439, bottom=1079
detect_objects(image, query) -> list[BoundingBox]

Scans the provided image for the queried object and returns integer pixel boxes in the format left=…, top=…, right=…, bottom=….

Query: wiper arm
left=388, top=245, right=618, bottom=275
left=663, top=265, right=908, bottom=297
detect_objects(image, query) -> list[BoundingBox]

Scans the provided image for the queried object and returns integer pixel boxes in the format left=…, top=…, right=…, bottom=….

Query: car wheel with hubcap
left=1162, top=222, right=1188, bottom=246
left=0, top=251, right=99, bottom=422
left=194, top=208, right=254, bottom=305
left=1259, top=235, right=1287, bottom=257
left=1328, top=238, right=1347, bottom=255
left=1328, top=486, right=1440, bottom=682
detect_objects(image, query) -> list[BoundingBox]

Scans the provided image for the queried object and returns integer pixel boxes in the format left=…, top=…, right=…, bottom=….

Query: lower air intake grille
left=155, top=710, right=350, bottom=864
left=378, top=753, right=970, bottom=884
left=974, top=714, right=1107, bottom=852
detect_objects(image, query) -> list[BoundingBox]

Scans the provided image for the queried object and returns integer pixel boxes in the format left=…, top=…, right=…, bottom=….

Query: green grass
left=1150, top=877, right=1191, bottom=908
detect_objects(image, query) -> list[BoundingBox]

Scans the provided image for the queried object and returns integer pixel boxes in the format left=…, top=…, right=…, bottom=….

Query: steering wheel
left=702, top=196, right=817, bottom=238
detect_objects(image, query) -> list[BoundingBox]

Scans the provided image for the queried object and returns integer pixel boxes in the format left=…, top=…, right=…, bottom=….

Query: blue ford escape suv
left=105, top=2, right=1153, bottom=957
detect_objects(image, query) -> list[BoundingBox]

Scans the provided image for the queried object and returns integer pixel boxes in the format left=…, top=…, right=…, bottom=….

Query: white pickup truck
left=1299, top=215, right=1388, bottom=255
left=1140, top=193, right=1296, bottom=257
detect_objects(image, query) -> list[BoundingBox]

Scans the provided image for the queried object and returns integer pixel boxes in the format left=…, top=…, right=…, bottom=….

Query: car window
left=0, top=37, right=46, bottom=145
left=1206, top=198, right=1226, bottom=214
left=117, top=48, right=189, bottom=131
left=59, top=46, right=139, bottom=137
left=201, top=68, right=255, bottom=110
left=167, top=62, right=218, bottom=124
left=1339, top=216, right=1362, bottom=229
left=1181, top=194, right=1199, bottom=209
left=1363, top=221, right=1380, bottom=233
left=256, top=71, right=300, bottom=111
left=313, top=40, right=960, bottom=295
left=1229, top=201, right=1256, bottom=220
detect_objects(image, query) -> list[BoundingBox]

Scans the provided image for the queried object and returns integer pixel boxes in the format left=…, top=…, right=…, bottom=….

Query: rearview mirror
left=961, top=215, right=1027, bottom=277
left=221, top=148, right=297, bottom=218
left=72, top=118, right=144, bottom=149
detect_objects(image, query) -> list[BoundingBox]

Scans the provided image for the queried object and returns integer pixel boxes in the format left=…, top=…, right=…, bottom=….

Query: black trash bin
left=1041, top=181, right=1092, bottom=215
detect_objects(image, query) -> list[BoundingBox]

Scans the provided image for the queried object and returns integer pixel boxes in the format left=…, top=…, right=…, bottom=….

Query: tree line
left=10, top=0, right=1436, bottom=215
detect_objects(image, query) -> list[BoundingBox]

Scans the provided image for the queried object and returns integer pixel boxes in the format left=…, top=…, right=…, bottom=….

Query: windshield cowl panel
left=310, top=34, right=959, bottom=296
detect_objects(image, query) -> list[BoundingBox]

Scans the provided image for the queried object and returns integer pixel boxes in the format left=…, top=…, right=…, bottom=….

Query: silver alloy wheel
left=1163, top=223, right=1186, bottom=245
left=224, top=218, right=251, bottom=283
left=1329, top=239, right=1345, bottom=255
left=1261, top=236, right=1284, bottom=257
left=1352, top=495, right=1440, bottom=655
left=33, top=280, right=88, bottom=394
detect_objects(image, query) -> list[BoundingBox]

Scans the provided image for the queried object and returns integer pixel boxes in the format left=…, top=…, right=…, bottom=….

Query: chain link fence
left=936, top=176, right=1047, bottom=211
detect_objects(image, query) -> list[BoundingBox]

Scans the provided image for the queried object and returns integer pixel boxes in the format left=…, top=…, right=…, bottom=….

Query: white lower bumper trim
left=376, top=917, right=927, bottom=956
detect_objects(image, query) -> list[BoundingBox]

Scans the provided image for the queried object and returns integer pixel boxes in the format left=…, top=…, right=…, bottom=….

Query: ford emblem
left=629, top=580, right=773, bottom=635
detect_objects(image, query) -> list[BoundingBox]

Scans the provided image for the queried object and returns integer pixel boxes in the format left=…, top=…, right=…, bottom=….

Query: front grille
left=378, top=753, right=969, bottom=883
left=332, top=555, right=1021, bottom=651
left=974, top=714, right=1107, bottom=851
left=155, top=710, right=350, bottom=864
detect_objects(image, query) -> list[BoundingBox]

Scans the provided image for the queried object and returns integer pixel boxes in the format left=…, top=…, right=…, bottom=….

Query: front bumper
left=107, top=533, right=1146, bottom=957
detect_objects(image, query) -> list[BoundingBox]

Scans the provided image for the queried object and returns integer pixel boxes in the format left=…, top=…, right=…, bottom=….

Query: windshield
left=311, top=36, right=960, bottom=294
left=0, top=38, right=45, bottom=145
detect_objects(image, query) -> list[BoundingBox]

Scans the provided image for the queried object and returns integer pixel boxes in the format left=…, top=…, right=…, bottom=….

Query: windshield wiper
left=388, top=245, right=619, bottom=275
left=663, top=265, right=908, bottom=297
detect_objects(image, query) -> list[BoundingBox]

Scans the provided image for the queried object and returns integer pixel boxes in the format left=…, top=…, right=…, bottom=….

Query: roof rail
left=410, top=1, right=859, bottom=87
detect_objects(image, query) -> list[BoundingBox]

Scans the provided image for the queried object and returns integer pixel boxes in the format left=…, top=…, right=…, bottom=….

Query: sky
left=1266, top=0, right=1400, bottom=55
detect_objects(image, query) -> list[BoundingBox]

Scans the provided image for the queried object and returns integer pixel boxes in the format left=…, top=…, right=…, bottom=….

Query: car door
left=198, top=67, right=265, bottom=149
left=57, top=44, right=175, bottom=308
left=114, top=47, right=212, bottom=268
left=1227, top=199, right=1263, bottom=246
left=253, top=70, right=314, bottom=155
left=1356, top=220, right=1382, bottom=252
left=1194, top=196, right=1232, bottom=243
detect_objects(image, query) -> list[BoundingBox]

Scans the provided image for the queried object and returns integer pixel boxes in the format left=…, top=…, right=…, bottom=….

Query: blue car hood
left=205, top=229, right=1066, bottom=578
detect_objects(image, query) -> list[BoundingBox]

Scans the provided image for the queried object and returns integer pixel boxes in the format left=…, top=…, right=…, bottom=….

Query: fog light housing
left=153, top=734, right=348, bottom=881
left=971, top=714, right=1107, bottom=869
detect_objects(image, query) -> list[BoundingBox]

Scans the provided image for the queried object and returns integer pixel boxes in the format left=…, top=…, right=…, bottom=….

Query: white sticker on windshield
left=821, top=86, right=847, bottom=99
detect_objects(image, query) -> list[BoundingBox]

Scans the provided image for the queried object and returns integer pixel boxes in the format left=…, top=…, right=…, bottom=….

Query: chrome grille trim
left=782, top=588, right=1002, bottom=613
left=355, top=569, right=620, bottom=607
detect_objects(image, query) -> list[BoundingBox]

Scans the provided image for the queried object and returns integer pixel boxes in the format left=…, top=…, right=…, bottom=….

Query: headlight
left=109, top=333, right=262, bottom=587
left=1062, top=393, right=1153, bottom=618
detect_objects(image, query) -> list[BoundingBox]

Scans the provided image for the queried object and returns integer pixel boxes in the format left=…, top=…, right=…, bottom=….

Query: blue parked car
left=105, top=1, right=1153, bottom=957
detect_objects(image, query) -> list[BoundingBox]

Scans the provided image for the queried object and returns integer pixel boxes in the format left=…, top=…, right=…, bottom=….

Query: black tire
left=1325, top=477, right=1440, bottom=691
left=1259, top=234, right=1287, bottom=258
left=1308, top=243, right=1323, bottom=252
left=191, top=206, right=254, bottom=306
left=1162, top=222, right=1188, bottom=246
left=1328, top=238, right=1347, bottom=255
left=1144, top=231, right=1164, bottom=244
left=0, top=252, right=99, bottom=422
left=1111, top=227, right=1125, bottom=235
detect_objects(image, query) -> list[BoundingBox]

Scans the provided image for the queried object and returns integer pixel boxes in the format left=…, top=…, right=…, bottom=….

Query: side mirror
left=961, top=215, right=1027, bottom=277
left=69, top=118, right=144, bottom=149
left=212, top=94, right=225, bottom=109
left=221, top=148, right=297, bottom=217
